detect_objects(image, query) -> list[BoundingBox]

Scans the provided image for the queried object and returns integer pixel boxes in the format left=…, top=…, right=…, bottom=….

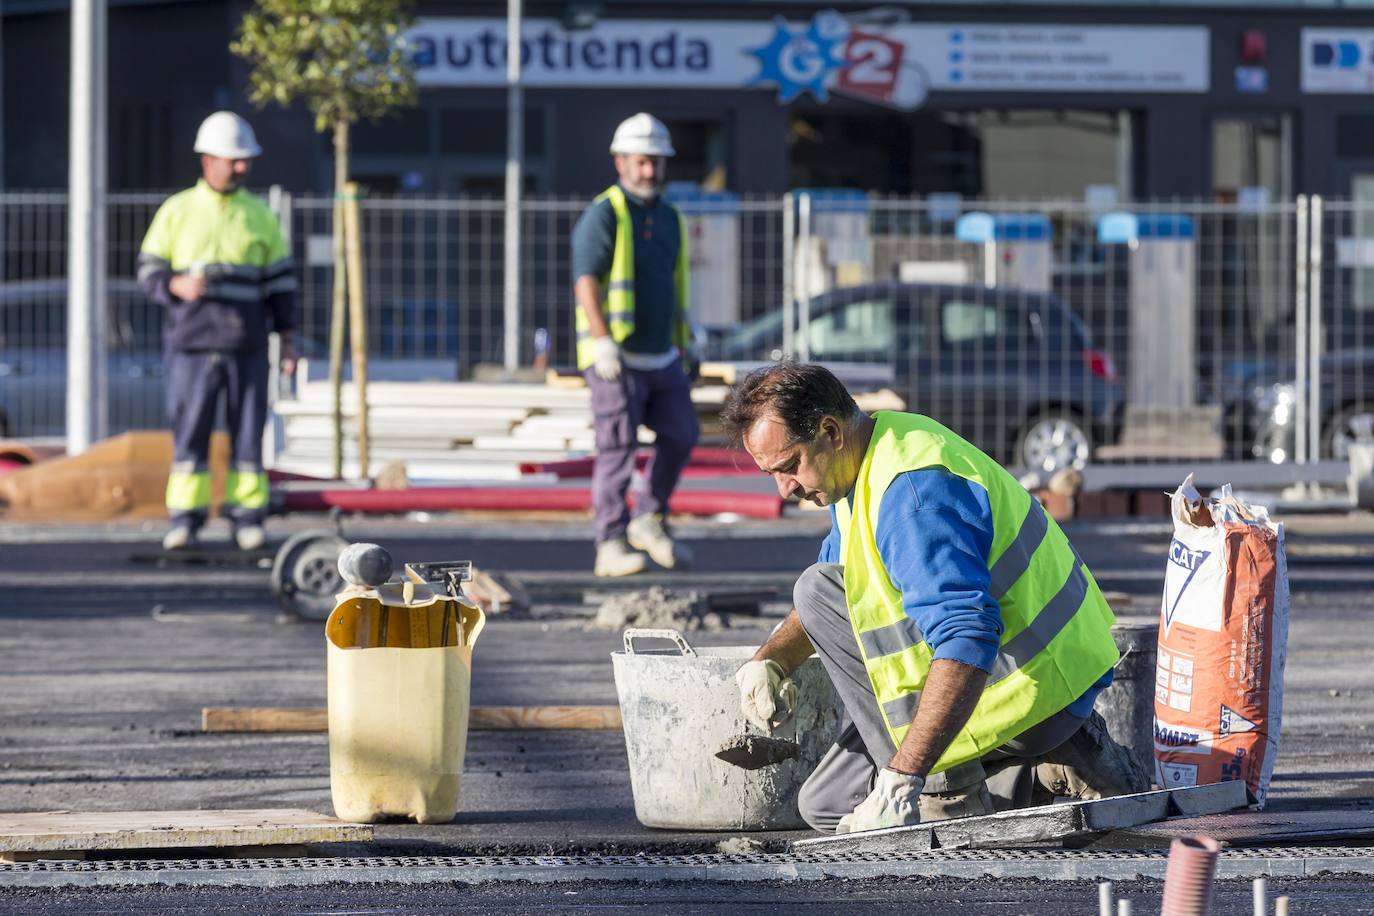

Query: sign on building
left=408, top=14, right=1210, bottom=109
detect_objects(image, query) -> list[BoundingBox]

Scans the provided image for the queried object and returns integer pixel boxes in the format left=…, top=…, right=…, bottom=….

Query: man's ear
left=819, top=415, right=843, bottom=449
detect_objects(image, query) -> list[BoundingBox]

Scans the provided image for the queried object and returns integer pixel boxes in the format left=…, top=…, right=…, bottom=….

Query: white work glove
left=592, top=336, right=622, bottom=382
left=735, top=659, right=798, bottom=733
left=835, top=768, right=926, bottom=834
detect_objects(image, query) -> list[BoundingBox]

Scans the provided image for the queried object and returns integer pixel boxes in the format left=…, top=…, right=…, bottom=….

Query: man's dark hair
left=720, top=359, right=861, bottom=448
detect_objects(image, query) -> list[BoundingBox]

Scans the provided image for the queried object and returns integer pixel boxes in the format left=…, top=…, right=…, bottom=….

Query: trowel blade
left=714, top=735, right=800, bottom=770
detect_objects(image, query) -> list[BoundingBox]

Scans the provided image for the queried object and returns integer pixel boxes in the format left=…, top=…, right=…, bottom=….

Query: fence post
left=798, top=191, right=812, bottom=361
left=782, top=191, right=794, bottom=358
left=1295, top=195, right=1308, bottom=467
left=1308, top=194, right=1324, bottom=466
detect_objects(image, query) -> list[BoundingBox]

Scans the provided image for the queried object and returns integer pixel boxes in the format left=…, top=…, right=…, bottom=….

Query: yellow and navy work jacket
left=137, top=179, right=297, bottom=352
left=574, top=184, right=691, bottom=371
left=835, top=411, right=1120, bottom=775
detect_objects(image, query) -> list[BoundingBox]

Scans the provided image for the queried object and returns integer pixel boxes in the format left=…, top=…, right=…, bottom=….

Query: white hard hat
left=193, top=111, right=262, bottom=159
left=609, top=113, right=674, bottom=157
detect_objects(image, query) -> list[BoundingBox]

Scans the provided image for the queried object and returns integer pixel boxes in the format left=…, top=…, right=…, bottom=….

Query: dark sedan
left=704, top=282, right=1124, bottom=473
left=1249, top=349, right=1374, bottom=463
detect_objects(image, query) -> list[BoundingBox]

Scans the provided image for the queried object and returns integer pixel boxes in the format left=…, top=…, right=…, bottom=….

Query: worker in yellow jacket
left=137, top=112, right=298, bottom=552
left=722, top=361, right=1148, bottom=833
left=571, top=113, right=699, bottom=578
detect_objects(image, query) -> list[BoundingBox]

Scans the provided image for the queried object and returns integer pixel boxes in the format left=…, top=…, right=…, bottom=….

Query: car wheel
left=1017, top=411, right=1091, bottom=475
left=1323, top=405, right=1374, bottom=461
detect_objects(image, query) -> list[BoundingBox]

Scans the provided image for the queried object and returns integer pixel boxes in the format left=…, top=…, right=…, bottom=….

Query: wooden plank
left=202, top=705, right=624, bottom=733
left=0, top=809, right=370, bottom=856
left=792, top=783, right=1248, bottom=854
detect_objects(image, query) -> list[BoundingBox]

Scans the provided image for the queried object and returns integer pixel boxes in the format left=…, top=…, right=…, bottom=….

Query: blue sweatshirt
left=819, top=468, right=1110, bottom=719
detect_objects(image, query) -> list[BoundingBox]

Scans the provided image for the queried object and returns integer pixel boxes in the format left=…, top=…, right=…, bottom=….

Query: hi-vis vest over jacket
left=137, top=180, right=297, bottom=353
left=575, top=184, right=691, bottom=371
left=835, top=411, right=1120, bottom=775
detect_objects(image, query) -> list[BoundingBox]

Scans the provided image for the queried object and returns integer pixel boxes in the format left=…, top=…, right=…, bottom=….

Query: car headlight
left=1252, top=382, right=1296, bottom=424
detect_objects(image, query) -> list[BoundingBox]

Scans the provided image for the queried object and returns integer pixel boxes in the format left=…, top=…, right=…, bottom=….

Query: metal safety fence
left=1, top=189, right=1369, bottom=479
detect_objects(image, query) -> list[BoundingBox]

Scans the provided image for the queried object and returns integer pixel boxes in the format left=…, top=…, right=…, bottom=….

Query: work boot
left=627, top=513, right=694, bottom=570
left=918, top=783, right=995, bottom=822
left=1033, top=710, right=1152, bottom=801
left=161, top=525, right=198, bottom=552
left=594, top=537, right=648, bottom=578
left=234, top=525, right=266, bottom=552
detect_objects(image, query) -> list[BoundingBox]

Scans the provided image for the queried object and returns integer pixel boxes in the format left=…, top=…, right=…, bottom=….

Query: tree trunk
left=328, top=120, right=349, bottom=479
left=343, top=179, right=370, bottom=478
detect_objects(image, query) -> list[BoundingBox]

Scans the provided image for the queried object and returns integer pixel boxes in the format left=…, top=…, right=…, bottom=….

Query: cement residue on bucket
left=589, top=587, right=726, bottom=632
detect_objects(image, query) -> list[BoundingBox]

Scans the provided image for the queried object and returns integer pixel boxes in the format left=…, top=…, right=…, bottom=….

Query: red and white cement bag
left=1154, top=475, right=1289, bottom=807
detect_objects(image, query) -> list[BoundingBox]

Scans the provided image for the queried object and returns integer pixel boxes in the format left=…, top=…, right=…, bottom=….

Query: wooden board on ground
left=0, top=809, right=370, bottom=861
left=792, top=782, right=1250, bottom=854
left=1087, top=807, right=1374, bottom=849
left=202, top=705, right=624, bottom=733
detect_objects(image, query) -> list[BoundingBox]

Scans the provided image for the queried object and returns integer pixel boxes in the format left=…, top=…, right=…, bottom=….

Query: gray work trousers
left=793, top=563, right=1088, bottom=833
left=585, top=361, right=700, bottom=545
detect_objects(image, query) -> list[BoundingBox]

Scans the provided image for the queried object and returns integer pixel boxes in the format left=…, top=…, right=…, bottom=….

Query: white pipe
left=1098, top=881, right=1114, bottom=916
left=502, top=0, right=523, bottom=372
left=66, top=0, right=108, bottom=454
left=1253, top=877, right=1267, bottom=916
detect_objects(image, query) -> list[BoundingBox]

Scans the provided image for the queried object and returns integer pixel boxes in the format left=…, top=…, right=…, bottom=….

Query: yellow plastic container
left=325, top=581, right=485, bottom=824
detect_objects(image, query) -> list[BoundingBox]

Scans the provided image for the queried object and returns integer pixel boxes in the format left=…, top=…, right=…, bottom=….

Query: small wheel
left=271, top=529, right=348, bottom=621
left=1018, top=412, right=1091, bottom=474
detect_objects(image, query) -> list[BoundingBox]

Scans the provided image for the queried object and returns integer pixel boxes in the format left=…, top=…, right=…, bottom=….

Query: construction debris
left=589, top=586, right=725, bottom=632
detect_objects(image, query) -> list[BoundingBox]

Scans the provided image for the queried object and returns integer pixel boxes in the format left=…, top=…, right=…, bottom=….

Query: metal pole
left=1309, top=194, right=1324, bottom=465
left=502, top=0, right=523, bottom=373
left=1295, top=195, right=1308, bottom=467
left=66, top=0, right=107, bottom=454
left=781, top=191, right=794, bottom=358
left=798, top=191, right=811, bottom=361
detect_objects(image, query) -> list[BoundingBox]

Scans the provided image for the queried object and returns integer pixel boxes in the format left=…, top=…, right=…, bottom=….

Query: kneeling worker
left=721, top=361, right=1147, bottom=833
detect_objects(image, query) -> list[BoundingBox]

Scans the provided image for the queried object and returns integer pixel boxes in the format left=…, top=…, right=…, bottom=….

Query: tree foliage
left=231, top=0, right=417, bottom=134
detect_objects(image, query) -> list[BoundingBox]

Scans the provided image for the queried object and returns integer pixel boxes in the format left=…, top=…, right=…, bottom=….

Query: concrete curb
left=4, top=847, right=1374, bottom=889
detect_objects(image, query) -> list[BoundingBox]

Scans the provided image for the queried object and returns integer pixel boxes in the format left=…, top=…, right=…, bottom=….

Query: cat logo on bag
left=1219, top=703, right=1258, bottom=736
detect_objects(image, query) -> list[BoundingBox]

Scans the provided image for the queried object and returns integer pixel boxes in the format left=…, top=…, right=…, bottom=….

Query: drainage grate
left=4, top=845, right=1374, bottom=891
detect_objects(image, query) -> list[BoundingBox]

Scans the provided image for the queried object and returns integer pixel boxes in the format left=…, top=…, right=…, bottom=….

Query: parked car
left=703, top=282, right=1124, bottom=472
left=0, top=278, right=166, bottom=437
left=1247, top=349, right=1374, bottom=463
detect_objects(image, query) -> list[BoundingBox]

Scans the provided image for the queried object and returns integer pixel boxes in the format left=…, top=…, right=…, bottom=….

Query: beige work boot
left=234, top=524, right=266, bottom=552
left=918, top=783, right=995, bottom=822
left=594, top=537, right=648, bottom=578
left=161, top=526, right=198, bottom=552
left=1034, top=710, right=1152, bottom=801
left=627, top=513, right=694, bottom=570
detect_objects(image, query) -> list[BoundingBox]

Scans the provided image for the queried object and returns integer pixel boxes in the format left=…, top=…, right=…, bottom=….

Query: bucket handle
left=623, top=628, right=696, bottom=657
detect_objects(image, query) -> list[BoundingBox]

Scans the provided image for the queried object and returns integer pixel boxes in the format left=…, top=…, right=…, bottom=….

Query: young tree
left=232, top=0, right=417, bottom=479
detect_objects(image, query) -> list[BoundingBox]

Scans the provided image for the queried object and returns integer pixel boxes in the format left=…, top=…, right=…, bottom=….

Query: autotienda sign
left=407, top=13, right=1209, bottom=108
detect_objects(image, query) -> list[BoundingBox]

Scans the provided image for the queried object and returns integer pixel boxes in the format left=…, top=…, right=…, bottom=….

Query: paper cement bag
left=1154, top=474, right=1289, bottom=807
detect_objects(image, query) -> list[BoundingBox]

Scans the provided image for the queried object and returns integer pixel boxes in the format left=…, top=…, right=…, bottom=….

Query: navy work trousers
left=584, top=360, right=700, bottom=544
left=165, top=349, right=269, bottom=530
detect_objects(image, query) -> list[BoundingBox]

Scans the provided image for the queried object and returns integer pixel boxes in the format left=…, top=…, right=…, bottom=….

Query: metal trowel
left=714, top=734, right=801, bottom=770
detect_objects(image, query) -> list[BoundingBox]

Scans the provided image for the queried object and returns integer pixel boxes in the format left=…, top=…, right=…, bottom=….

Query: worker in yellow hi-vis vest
left=571, top=113, right=700, bottom=578
left=137, top=112, right=298, bottom=552
left=721, top=361, right=1149, bottom=835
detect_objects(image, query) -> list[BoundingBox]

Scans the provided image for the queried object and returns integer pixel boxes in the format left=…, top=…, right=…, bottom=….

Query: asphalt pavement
left=2, top=507, right=1374, bottom=910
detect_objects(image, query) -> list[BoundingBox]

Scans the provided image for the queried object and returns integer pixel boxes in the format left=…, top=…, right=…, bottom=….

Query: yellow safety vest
left=575, top=185, right=691, bottom=371
left=836, top=411, right=1119, bottom=774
